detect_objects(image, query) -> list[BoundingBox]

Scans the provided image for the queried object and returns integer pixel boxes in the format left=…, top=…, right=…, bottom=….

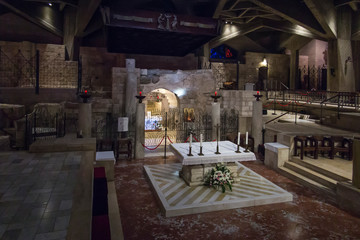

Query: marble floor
left=0, top=151, right=81, bottom=240
left=144, top=162, right=292, bottom=217
left=115, top=156, right=360, bottom=239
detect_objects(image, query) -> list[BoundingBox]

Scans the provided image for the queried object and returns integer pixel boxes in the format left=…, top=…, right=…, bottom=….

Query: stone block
left=264, top=142, right=289, bottom=169
left=337, top=182, right=360, bottom=217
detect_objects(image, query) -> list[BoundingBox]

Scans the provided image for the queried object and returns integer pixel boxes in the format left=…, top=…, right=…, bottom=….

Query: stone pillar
left=135, top=102, right=145, bottom=159
left=251, top=100, right=262, bottom=152
left=289, top=49, right=299, bottom=90
left=211, top=102, right=220, bottom=140
left=78, top=103, right=92, bottom=138
left=353, top=139, right=360, bottom=188
left=125, top=59, right=138, bottom=133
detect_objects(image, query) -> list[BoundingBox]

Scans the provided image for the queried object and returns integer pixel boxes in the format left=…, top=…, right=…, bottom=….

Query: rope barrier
left=192, top=136, right=199, bottom=142
left=142, top=136, right=164, bottom=150
left=167, top=136, right=173, bottom=144
left=263, top=100, right=274, bottom=108
left=276, top=100, right=292, bottom=107
left=184, top=136, right=190, bottom=143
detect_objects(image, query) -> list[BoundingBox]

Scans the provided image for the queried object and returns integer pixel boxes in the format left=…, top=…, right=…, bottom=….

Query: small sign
left=118, top=117, right=129, bottom=132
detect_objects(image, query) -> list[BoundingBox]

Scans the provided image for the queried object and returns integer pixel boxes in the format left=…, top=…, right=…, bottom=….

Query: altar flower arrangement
left=204, top=163, right=234, bottom=193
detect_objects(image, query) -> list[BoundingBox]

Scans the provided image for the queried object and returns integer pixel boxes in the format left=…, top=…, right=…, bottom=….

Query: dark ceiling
left=0, top=0, right=359, bottom=58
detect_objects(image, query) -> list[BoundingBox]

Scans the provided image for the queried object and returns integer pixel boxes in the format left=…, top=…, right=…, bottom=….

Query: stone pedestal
left=353, top=139, right=360, bottom=188
left=211, top=102, right=220, bottom=140
left=180, top=162, right=240, bottom=186
left=135, top=102, right=145, bottom=159
left=264, top=142, right=289, bottom=169
left=337, top=181, right=360, bottom=217
left=78, top=103, right=92, bottom=138
left=251, top=100, right=262, bottom=152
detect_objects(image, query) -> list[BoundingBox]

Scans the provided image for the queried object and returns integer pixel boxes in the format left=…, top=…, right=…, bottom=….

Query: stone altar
left=170, top=141, right=256, bottom=186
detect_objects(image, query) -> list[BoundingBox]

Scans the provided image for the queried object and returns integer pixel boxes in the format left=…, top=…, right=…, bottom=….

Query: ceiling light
left=48, top=3, right=52, bottom=6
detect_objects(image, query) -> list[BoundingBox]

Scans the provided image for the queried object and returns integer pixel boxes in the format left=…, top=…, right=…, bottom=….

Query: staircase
left=278, top=157, right=351, bottom=202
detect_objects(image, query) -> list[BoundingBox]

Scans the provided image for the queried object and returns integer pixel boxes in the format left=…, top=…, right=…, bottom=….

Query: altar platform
left=144, top=162, right=293, bottom=217
left=170, top=141, right=257, bottom=186
left=169, top=141, right=256, bottom=165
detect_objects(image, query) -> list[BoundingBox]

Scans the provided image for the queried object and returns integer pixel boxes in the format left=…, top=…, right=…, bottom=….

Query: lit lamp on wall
left=260, top=57, right=267, bottom=67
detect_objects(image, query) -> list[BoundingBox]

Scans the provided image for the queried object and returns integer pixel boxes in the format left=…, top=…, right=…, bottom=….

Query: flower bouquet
left=204, top=163, right=234, bottom=193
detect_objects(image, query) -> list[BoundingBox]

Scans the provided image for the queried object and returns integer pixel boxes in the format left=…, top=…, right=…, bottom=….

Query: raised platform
left=144, top=162, right=293, bottom=217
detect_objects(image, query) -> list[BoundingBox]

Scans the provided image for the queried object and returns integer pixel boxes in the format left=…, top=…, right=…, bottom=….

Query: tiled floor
left=115, top=156, right=360, bottom=239
left=0, top=151, right=81, bottom=240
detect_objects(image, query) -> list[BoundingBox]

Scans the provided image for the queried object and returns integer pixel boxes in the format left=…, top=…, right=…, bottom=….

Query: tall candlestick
left=237, top=132, right=240, bottom=145
left=200, top=134, right=203, bottom=147
left=190, top=133, right=192, bottom=147
left=246, top=132, right=248, bottom=145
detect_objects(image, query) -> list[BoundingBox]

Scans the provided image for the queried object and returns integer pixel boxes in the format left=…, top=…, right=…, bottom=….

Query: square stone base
left=180, top=162, right=241, bottom=186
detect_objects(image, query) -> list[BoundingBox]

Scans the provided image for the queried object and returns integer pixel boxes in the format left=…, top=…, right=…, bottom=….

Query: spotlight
left=48, top=3, right=52, bottom=6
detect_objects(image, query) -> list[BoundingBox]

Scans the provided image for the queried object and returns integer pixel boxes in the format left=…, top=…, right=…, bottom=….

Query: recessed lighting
left=48, top=3, right=52, bottom=6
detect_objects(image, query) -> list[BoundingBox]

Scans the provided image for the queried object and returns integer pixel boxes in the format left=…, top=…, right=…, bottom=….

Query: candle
left=257, top=91, right=259, bottom=95
left=246, top=132, right=248, bottom=145
left=84, top=90, right=87, bottom=94
left=139, top=91, right=142, bottom=96
left=190, top=133, right=192, bottom=147
left=215, top=91, right=217, bottom=96
left=237, top=132, right=240, bottom=145
left=200, top=134, right=203, bottom=147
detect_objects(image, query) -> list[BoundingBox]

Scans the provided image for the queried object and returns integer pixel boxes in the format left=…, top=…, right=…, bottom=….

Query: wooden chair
left=117, top=138, right=132, bottom=159
left=312, top=135, right=333, bottom=159
left=331, top=136, right=353, bottom=160
left=294, top=136, right=316, bottom=160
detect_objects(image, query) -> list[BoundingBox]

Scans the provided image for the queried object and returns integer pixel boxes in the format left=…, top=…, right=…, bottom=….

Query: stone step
left=278, top=166, right=336, bottom=202
left=290, top=157, right=350, bottom=182
left=284, top=161, right=337, bottom=190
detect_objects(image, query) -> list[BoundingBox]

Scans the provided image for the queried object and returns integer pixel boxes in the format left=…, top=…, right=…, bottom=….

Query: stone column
left=211, top=102, right=220, bottom=140
left=251, top=100, right=262, bottom=152
left=353, top=139, right=360, bottom=188
left=78, top=103, right=92, bottom=138
left=289, top=49, right=299, bottom=90
left=125, top=59, right=138, bottom=133
left=135, top=102, right=145, bottom=159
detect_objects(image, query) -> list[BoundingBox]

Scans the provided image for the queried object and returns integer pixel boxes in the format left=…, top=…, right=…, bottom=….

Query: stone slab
left=144, top=162, right=293, bottom=217
left=170, top=141, right=256, bottom=165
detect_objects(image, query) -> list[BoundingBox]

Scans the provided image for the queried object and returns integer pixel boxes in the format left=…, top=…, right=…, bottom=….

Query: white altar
left=170, top=141, right=256, bottom=186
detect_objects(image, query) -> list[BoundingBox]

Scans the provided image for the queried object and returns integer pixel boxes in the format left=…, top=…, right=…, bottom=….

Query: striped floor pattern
left=144, top=162, right=293, bottom=217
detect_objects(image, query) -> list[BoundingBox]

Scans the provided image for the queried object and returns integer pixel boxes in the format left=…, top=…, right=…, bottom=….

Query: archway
left=144, top=88, right=180, bottom=149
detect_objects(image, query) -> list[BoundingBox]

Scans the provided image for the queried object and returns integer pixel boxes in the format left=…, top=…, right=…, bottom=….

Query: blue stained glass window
left=210, top=45, right=237, bottom=60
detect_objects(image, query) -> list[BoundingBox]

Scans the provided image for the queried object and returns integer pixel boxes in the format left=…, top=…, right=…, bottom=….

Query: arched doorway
left=144, top=88, right=179, bottom=148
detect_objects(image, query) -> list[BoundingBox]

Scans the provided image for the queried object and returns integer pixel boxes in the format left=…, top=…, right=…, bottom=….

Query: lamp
left=260, top=57, right=267, bottom=67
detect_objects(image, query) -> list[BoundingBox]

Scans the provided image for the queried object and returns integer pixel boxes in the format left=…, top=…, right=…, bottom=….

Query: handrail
left=320, top=94, right=339, bottom=105
left=265, top=111, right=290, bottom=125
left=280, top=82, right=289, bottom=90
left=320, top=94, right=340, bottom=124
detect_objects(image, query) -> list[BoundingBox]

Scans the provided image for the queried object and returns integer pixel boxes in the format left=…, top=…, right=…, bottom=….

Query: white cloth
left=264, top=142, right=289, bottom=153
left=96, top=151, right=115, bottom=164
left=170, top=140, right=256, bottom=165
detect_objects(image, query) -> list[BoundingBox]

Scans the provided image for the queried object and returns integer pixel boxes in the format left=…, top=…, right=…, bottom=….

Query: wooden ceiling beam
left=262, top=20, right=325, bottom=40
left=74, top=0, right=101, bottom=37
left=250, top=0, right=328, bottom=39
left=0, top=0, right=63, bottom=36
left=349, top=2, right=358, bottom=11
left=334, top=0, right=360, bottom=7
left=213, top=0, right=227, bottom=18
left=303, top=0, right=337, bottom=39
left=209, top=21, right=264, bottom=47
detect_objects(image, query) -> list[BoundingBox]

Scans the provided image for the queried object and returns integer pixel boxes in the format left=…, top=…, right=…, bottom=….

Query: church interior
left=1, top=0, right=360, bottom=239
